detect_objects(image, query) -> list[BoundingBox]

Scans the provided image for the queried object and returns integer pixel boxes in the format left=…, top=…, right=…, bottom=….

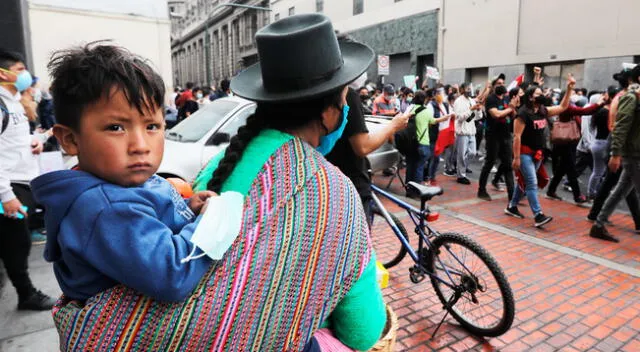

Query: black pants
left=548, top=144, right=581, bottom=200
left=361, top=194, right=373, bottom=228
left=588, top=167, right=640, bottom=227
left=479, top=133, right=514, bottom=199
left=0, top=184, right=36, bottom=299
left=575, top=150, right=593, bottom=178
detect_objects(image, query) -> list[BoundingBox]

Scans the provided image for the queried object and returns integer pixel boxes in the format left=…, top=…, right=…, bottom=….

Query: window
left=289, top=7, right=295, bottom=16
left=274, top=13, right=280, bottom=21
left=353, top=0, right=363, bottom=15
left=170, top=6, right=175, bottom=13
left=316, top=0, right=323, bottom=12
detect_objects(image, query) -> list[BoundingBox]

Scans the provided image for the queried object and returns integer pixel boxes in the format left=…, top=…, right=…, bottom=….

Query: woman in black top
left=506, top=79, right=574, bottom=228
left=587, top=87, right=617, bottom=198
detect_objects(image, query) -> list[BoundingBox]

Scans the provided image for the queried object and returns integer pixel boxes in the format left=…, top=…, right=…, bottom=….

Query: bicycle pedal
left=409, top=266, right=425, bottom=283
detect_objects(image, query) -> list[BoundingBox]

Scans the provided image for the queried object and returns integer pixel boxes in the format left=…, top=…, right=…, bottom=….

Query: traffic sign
left=378, top=55, right=389, bottom=75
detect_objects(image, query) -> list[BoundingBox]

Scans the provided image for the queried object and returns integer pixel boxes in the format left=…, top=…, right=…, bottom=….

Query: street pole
left=204, top=2, right=271, bottom=87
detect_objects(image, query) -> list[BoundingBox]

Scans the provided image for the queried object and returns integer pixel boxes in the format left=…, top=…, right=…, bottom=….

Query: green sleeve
left=611, top=93, right=637, bottom=156
left=324, top=256, right=387, bottom=351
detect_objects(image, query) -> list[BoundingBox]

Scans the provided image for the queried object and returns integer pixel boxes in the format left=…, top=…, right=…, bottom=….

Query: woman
left=178, top=86, right=200, bottom=120
left=505, top=77, right=575, bottom=228
left=405, top=89, right=451, bottom=188
left=50, top=14, right=386, bottom=351
left=545, top=90, right=604, bottom=204
left=588, top=87, right=617, bottom=199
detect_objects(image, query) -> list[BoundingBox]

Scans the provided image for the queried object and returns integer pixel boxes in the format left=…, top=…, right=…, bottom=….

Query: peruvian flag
left=506, top=74, right=525, bottom=92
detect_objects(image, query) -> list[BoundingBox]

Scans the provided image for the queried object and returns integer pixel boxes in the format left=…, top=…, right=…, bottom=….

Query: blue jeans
left=509, top=154, right=542, bottom=215
left=406, top=145, right=432, bottom=184
left=426, top=144, right=438, bottom=181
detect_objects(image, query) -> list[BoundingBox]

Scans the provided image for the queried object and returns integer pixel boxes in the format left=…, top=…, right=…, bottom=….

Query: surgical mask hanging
left=181, top=191, right=245, bottom=263
left=316, top=104, right=349, bottom=156
left=0, top=68, right=33, bottom=92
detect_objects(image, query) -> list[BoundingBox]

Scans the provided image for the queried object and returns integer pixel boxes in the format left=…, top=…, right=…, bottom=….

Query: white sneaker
left=491, top=166, right=498, bottom=173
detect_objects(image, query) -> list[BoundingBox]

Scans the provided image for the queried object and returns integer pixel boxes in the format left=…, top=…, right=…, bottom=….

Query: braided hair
left=207, top=87, right=345, bottom=193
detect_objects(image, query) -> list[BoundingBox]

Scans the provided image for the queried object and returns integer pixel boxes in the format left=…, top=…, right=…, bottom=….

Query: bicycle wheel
left=426, top=232, right=514, bottom=337
left=370, top=206, right=409, bottom=269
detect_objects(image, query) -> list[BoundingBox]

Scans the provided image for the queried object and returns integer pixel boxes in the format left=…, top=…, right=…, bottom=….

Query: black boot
left=18, top=289, right=56, bottom=311
left=589, top=224, right=619, bottom=243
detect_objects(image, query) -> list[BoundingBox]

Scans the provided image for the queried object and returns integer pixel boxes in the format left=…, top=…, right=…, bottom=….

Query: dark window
left=289, top=7, right=295, bottom=16
left=353, top=0, right=363, bottom=15
left=274, top=13, right=280, bottom=21
left=316, top=0, right=323, bottom=12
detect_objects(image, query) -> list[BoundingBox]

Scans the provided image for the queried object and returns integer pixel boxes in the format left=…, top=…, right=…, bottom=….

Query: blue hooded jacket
left=31, top=170, right=212, bottom=302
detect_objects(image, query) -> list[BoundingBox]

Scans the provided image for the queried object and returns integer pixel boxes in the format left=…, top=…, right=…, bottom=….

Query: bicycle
left=369, top=181, right=515, bottom=338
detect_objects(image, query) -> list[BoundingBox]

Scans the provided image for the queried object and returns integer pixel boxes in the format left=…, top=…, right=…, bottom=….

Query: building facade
left=170, top=0, right=269, bottom=89
left=441, top=0, right=640, bottom=91
left=1, top=0, right=172, bottom=91
left=270, top=0, right=440, bottom=89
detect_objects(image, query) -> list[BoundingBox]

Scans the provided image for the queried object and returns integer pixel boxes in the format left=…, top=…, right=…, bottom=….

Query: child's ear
left=52, top=124, right=79, bottom=156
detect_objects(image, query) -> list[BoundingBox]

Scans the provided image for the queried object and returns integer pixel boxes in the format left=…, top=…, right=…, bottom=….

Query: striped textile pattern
left=51, top=137, right=373, bottom=351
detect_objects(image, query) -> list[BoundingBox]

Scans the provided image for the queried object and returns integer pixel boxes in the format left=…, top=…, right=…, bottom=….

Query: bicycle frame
left=371, top=184, right=470, bottom=290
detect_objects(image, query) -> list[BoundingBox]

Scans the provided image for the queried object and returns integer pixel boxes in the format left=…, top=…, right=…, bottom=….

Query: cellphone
left=0, top=205, right=28, bottom=219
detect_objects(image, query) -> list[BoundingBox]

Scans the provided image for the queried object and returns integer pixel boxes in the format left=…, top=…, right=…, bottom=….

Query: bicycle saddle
left=407, top=181, right=443, bottom=202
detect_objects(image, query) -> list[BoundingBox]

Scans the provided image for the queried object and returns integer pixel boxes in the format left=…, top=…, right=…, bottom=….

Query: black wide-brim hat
left=231, top=13, right=374, bottom=103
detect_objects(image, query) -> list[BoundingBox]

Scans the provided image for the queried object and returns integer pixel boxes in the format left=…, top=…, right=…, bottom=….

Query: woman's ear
left=52, top=124, right=79, bottom=156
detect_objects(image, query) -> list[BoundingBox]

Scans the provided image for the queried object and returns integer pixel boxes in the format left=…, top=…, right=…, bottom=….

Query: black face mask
left=534, top=95, right=547, bottom=104
left=360, top=95, right=369, bottom=101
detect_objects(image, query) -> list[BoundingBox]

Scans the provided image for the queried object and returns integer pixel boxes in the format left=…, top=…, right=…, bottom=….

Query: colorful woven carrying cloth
left=51, top=129, right=374, bottom=351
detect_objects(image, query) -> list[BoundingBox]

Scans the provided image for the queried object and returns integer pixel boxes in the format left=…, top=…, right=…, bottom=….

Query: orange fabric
left=166, top=177, right=194, bottom=198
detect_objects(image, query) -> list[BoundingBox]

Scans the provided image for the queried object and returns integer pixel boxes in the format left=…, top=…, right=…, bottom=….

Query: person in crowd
left=425, top=87, right=456, bottom=185
left=325, top=35, right=408, bottom=221
left=357, top=86, right=373, bottom=114
left=399, top=87, right=414, bottom=113
left=170, top=86, right=180, bottom=109
left=545, top=90, right=605, bottom=204
left=175, top=81, right=193, bottom=108
left=477, top=80, right=517, bottom=201
left=372, top=84, right=398, bottom=116
left=209, top=79, right=231, bottom=101
left=405, top=89, right=452, bottom=187
left=589, top=65, right=640, bottom=242
left=506, top=76, right=575, bottom=227
left=41, top=15, right=386, bottom=351
left=453, top=83, right=483, bottom=184
left=573, top=93, right=600, bottom=186
left=441, top=93, right=459, bottom=177
left=178, top=86, right=200, bottom=120
left=195, top=86, right=210, bottom=107
left=588, top=69, right=640, bottom=232
left=0, top=49, right=56, bottom=311
left=474, top=80, right=493, bottom=158
left=587, top=88, right=616, bottom=199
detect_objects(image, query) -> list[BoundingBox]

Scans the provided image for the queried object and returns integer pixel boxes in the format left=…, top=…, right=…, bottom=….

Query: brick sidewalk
left=372, top=171, right=640, bottom=351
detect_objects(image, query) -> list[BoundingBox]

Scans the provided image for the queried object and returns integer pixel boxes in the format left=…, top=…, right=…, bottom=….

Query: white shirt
left=453, top=95, right=478, bottom=136
left=0, top=86, right=40, bottom=202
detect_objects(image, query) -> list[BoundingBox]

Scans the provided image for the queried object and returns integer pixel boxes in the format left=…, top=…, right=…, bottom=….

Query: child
left=31, top=43, right=216, bottom=302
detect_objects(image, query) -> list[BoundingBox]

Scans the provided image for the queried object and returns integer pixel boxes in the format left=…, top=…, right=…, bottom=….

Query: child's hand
left=188, top=191, right=217, bottom=215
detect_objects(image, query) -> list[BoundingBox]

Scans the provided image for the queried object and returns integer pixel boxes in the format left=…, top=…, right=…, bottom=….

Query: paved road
left=1, top=155, right=639, bottom=351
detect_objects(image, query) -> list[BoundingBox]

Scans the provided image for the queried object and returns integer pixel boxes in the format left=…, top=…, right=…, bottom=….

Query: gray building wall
left=443, top=68, right=465, bottom=86
left=347, top=10, right=438, bottom=89
left=583, top=56, right=634, bottom=92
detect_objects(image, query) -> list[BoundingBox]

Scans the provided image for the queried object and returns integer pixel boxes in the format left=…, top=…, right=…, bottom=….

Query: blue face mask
left=0, top=68, right=33, bottom=92
left=316, top=104, right=349, bottom=156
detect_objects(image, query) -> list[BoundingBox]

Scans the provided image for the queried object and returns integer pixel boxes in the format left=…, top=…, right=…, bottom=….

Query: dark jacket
left=611, top=90, right=640, bottom=158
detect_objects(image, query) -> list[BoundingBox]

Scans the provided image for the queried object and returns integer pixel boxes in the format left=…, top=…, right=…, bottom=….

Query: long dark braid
left=207, top=112, right=269, bottom=193
left=207, top=88, right=345, bottom=193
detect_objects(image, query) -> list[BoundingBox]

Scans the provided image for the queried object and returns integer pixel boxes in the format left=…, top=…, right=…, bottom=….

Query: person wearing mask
left=372, top=84, right=398, bottom=116
left=506, top=77, right=575, bottom=227
left=587, top=70, right=640, bottom=232
left=0, top=49, right=56, bottom=310
left=424, top=88, right=455, bottom=185
left=210, top=79, right=231, bottom=101
left=326, top=39, right=408, bottom=221
left=589, top=65, right=640, bottom=242
left=477, top=81, right=518, bottom=201
left=196, top=87, right=210, bottom=107
left=453, top=83, right=483, bottom=184
left=399, top=87, right=414, bottom=114
left=358, top=86, right=373, bottom=114
left=175, top=81, right=193, bottom=108
left=545, top=91, right=605, bottom=204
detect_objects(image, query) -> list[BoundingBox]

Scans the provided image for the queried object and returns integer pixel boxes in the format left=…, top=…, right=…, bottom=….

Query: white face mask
left=181, top=191, right=245, bottom=263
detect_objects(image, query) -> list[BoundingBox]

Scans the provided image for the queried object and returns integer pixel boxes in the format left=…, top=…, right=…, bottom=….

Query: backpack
left=0, top=97, right=9, bottom=135
left=394, top=106, right=427, bottom=157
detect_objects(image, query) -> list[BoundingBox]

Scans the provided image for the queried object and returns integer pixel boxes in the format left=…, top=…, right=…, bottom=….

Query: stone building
left=170, top=0, right=270, bottom=88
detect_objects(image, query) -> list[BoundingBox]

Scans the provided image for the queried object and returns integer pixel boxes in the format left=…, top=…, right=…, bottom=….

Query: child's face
left=56, top=89, right=165, bottom=187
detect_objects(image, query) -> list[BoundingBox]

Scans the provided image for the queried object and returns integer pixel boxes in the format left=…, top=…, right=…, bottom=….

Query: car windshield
left=166, top=100, right=239, bottom=142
